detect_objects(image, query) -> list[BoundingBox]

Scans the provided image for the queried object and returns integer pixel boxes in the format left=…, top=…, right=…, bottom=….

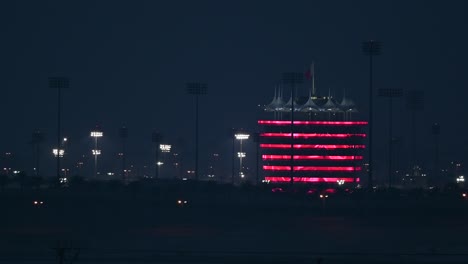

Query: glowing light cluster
left=258, top=120, right=368, bottom=125
left=261, top=133, right=366, bottom=138
left=235, top=133, right=250, bottom=140
left=264, top=177, right=359, bottom=182
left=260, top=144, right=366, bottom=149
left=262, top=155, right=363, bottom=160
left=159, top=144, right=172, bottom=153
left=90, top=131, right=103, bottom=137
left=52, top=149, right=65, bottom=157
left=263, top=166, right=361, bottom=171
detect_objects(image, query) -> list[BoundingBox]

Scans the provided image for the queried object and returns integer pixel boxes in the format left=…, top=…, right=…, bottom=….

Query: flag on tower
left=305, top=62, right=314, bottom=80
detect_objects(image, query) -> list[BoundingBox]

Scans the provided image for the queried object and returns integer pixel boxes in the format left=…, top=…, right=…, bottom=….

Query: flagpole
left=311, top=62, right=315, bottom=96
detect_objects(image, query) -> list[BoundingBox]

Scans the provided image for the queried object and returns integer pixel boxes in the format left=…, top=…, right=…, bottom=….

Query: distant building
left=258, top=84, right=367, bottom=186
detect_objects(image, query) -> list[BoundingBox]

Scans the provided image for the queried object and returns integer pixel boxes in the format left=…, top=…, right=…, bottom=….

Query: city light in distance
left=92, top=149, right=101, bottom=155
left=237, top=152, right=246, bottom=158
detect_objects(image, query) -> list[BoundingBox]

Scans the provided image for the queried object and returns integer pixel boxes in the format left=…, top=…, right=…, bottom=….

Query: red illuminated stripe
left=264, top=177, right=359, bottom=183
left=258, top=120, right=368, bottom=125
left=261, top=133, right=366, bottom=138
left=263, top=166, right=362, bottom=171
left=260, top=144, right=366, bottom=149
left=262, top=155, right=363, bottom=160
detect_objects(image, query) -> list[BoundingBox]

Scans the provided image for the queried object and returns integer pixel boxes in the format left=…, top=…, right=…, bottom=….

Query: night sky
left=2, top=0, right=468, bottom=180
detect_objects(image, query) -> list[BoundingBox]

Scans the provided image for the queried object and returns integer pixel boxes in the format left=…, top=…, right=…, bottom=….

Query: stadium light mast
left=378, top=88, right=403, bottom=188
left=231, top=128, right=236, bottom=185
left=432, top=123, right=440, bottom=186
left=253, top=132, right=260, bottom=185
left=282, top=72, right=304, bottom=184
left=406, top=90, right=424, bottom=177
left=90, top=127, right=103, bottom=178
left=49, top=77, right=69, bottom=183
left=186, top=82, right=207, bottom=181
left=235, top=132, right=249, bottom=180
left=362, top=40, right=382, bottom=189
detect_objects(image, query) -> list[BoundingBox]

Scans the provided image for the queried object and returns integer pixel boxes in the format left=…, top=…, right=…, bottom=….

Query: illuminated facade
left=259, top=89, right=367, bottom=185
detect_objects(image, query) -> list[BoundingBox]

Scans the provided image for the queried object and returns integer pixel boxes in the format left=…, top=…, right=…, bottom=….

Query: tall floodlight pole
left=49, top=77, right=69, bottom=183
left=90, top=128, right=103, bottom=178
left=235, top=132, right=249, bottom=180
left=362, top=40, right=382, bottom=189
left=406, top=90, right=424, bottom=176
left=378, top=88, right=403, bottom=188
left=152, top=131, right=162, bottom=179
left=432, top=123, right=440, bottom=186
left=282, top=72, right=304, bottom=184
left=253, top=132, right=260, bottom=185
left=119, top=126, right=128, bottom=181
left=231, top=129, right=236, bottom=185
left=186, top=82, right=207, bottom=181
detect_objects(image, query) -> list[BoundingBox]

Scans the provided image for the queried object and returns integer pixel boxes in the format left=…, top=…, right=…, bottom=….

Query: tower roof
left=322, top=96, right=341, bottom=112
left=299, top=91, right=320, bottom=112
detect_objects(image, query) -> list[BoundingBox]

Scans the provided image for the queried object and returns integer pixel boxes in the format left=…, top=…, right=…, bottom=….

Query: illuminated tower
left=259, top=72, right=367, bottom=185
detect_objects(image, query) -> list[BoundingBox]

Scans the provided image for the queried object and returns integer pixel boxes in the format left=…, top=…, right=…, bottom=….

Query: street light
left=235, top=133, right=249, bottom=180
left=362, top=40, right=382, bottom=188
left=90, top=128, right=103, bottom=178
left=49, top=77, right=69, bottom=182
left=187, top=82, right=207, bottom=181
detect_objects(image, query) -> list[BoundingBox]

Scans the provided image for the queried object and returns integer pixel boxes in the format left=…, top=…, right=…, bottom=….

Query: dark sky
left=1, top=0, right=468, bottom=180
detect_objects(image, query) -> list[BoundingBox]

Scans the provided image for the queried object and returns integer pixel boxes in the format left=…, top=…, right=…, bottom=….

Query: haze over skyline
left=2, top=0, right=468, bottom=180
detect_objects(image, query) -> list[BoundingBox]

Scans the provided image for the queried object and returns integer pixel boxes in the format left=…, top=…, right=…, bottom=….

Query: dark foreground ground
left=1, top=183, right=468, bottom=263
